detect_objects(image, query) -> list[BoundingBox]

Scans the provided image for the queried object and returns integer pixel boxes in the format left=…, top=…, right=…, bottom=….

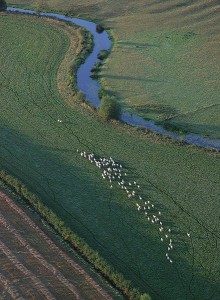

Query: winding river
left=7, top=7, right=220, bottom=150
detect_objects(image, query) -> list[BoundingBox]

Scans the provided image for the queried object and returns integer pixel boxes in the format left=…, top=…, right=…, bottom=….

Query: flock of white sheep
left=77, top=149, right=191, bottom=263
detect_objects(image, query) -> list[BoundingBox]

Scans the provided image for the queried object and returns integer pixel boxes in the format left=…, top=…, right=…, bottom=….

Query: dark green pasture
left=8, top=0, right=220, bottom=136
left=1, top=13, right=220, bottom=299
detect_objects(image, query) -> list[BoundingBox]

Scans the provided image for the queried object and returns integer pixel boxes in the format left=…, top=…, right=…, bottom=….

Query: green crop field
left=9, top=0, right=220, bottom=137
left=1, top=7, right=220, bottom=300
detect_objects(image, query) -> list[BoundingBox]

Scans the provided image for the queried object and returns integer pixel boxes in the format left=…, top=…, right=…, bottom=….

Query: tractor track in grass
left=1, top=10, right=220, bottom=299
left=7, top=7, right=220, bottom=149
left=0, top=81, right=218, bottom=299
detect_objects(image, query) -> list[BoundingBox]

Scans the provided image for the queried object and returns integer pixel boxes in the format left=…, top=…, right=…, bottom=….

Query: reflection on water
left=8, top=7, right=220, bottom=150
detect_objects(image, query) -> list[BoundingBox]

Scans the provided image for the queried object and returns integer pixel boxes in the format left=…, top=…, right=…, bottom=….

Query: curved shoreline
left=7, top=7, right=220, bottom=150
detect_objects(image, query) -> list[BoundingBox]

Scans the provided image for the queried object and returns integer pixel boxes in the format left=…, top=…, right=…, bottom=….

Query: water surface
left=7, top=7, right=220, bottom=150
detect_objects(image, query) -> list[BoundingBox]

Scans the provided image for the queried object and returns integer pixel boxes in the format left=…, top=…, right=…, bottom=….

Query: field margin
left=0, top=170, right=151, bottom=300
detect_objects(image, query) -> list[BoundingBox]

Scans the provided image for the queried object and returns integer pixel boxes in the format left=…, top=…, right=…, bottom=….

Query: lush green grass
left=9, top=0, right=220, bottom=137
left=1, top=12, right=220, bottom=300
left=100, top=1, right=220, bottom=138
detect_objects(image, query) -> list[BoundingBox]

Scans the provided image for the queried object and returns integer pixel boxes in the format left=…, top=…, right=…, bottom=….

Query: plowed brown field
left=0, top=191, right=119, bottom=300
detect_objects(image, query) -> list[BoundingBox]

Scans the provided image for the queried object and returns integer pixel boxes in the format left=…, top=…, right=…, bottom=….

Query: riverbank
left=1, top=11, right=220, bottom=299
left=7, top=7, right=220, bottom=151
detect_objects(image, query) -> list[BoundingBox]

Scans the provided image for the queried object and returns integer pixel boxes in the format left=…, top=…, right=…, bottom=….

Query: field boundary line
left=0, top=240, right=56, bottom=300
left=0, top=212, right=81, bottom=299
left=0, top=191, right=114, bottom=300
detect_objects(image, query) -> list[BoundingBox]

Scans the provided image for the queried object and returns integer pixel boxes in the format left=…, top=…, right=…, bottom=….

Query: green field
left=1, top=10, right=220, bottom=300
left=8, top=0, right=220, bottom=137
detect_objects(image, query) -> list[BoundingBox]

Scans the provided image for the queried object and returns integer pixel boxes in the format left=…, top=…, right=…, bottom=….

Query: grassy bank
left=79, top=0, right=220, bottom=138
left=8, top=0, right=220, bottom=137
left=66, top=26, right=93, bottom=97
left=0, top=173, right=149, bottom=300
left=0, top=185, right=125, bottom=299
left=1, top=12, right=220, bottom=300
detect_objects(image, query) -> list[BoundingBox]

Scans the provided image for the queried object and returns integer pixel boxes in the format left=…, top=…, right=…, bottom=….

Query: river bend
left=7, top=7, right=220, bottom=150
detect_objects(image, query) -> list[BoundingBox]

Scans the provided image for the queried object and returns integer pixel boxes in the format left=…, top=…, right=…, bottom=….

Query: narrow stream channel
left=7, top=7, right=220, bottom=150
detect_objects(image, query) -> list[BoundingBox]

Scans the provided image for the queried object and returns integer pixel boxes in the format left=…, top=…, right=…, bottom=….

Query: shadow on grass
left=123, top=103, right=220, bottom=138
left=133, top=103, right=178, bottom=119
left=101, top=74, right=164, bottom=83
left=116, top=41, right=160, bottom=48
left=1, top=124, right=220, bottom=299
left=159, top=120, right=220, bottom=137
left=149, top=0, right=196, bottom=14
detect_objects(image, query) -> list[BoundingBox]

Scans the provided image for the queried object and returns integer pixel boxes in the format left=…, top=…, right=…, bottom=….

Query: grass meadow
left=1, top=8, right=220, bottom=300
left=9, top=0, right=220, bottom=137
